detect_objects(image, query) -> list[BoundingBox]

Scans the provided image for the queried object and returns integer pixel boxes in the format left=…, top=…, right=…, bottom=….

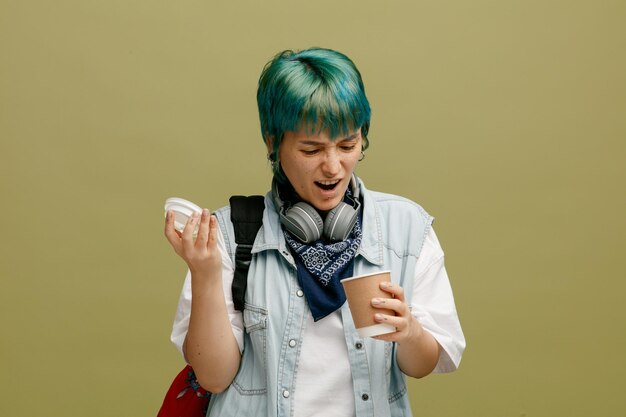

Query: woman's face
left=274, top=127, right=362, bottom=213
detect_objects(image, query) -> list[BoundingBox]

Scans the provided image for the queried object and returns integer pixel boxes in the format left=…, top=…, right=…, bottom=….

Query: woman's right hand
left=166, top=210, right=241, bottom=391
left=164, top=209, right=222, bottom=278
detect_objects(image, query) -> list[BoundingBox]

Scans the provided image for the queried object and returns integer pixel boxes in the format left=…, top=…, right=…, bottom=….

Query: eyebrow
left=299, top=133, right=360, bottom=146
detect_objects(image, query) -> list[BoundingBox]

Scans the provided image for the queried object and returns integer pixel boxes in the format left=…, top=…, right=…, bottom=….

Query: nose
left=321, top=148, right=341, bottom=176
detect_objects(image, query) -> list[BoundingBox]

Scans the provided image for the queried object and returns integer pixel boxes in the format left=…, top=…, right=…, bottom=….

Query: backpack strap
left=229, top=195, right=265, bottom=312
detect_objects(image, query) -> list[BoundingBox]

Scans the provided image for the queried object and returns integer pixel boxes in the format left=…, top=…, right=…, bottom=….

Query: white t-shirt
left=171, top=226, right=465, bottom=416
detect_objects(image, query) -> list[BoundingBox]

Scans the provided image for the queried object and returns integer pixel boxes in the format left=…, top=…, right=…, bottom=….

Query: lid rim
left=164, top=197, right=202, bottom=214
left=340, top=270, right=392, bottom=283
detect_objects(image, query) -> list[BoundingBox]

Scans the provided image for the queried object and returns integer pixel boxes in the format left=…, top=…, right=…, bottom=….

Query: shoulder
left=213, top=204, right=232, bottom=229
left=358, top=181, right=435, bottom=259
left=213, top=204, right=235, bottom=259
left=212, top=194, right=272, bottom=257
left=363, top=187, right=432, bottom=224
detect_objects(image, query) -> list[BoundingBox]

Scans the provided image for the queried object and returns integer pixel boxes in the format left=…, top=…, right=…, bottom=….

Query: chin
left=312, top=198, right=342, bottom=213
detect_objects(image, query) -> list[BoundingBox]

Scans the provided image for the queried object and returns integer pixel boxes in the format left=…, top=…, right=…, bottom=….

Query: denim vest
left=210, top=180, right=433, bottom=417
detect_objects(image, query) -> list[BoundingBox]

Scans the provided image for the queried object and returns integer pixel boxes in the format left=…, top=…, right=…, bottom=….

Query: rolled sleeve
left=411, top=229, right=465, bottom=373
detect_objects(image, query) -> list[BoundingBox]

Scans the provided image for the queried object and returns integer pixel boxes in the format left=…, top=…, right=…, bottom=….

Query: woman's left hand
left=372, top=282, right=441, bottom=377
left=371, top=282, right=423, bottom=344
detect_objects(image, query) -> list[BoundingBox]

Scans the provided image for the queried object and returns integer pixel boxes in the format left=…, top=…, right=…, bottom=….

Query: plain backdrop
left=1, top=1, right=625, bottom=416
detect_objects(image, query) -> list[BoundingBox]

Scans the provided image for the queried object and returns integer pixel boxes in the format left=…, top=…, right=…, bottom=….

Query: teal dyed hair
left=257, top=48, right=371, bottom=181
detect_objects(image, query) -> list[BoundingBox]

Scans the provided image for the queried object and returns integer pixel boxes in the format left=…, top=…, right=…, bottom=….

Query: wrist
left=190, top=268, right=223, bottom=291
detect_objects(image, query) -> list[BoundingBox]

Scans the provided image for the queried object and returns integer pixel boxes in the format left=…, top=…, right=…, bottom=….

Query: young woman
left=164, top=48, right=465, bottom=417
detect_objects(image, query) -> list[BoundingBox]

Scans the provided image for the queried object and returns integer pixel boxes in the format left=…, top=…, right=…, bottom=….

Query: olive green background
left=1, top=1, right=624, bottom=416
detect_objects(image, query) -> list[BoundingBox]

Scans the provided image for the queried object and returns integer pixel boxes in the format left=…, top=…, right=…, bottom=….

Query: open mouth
left=315, top=180, right=340, bottom=191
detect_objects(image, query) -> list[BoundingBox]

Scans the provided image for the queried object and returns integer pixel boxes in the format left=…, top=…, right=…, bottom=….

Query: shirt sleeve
left=410, top=227, right=466, bottom=373
left=170, top=223, right=245, bottom=359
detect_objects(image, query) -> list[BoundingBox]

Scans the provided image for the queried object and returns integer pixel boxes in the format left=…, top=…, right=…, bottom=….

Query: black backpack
left=229, top=195, right=265, bottom=311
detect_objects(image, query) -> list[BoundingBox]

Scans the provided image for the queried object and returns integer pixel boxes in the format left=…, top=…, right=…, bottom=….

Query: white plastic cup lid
left=164, top=197, right=203, bottom=234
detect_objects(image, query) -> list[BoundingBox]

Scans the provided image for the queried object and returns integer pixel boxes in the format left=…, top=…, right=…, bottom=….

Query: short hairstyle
left=257, top=48, right=371, bottom=181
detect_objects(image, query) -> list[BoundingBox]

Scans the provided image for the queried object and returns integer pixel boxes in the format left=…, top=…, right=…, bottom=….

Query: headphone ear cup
left=282, top=202, right=324, bottom=243
left=323, top=202, right=358, bottom=242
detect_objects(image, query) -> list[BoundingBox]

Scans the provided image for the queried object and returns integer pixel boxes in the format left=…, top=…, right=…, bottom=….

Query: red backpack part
left=157, top=365, right=211, bottom=417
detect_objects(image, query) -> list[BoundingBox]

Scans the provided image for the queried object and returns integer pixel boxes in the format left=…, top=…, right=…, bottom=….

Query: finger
left=207, top=215, right=218, bottom=249
left=181, top=211, right=200, bottom=253
left=380, top=282, right=405, bottom=302
left=195, top=209, right=210, bottom=247
left=164, top=211, right=183, bottom=253
left=374, top=313, right=406, bottom=332
left=164, top=210, right=174, bottom=238
left=371, top=313, right=401, bottom=341
left=372, top=297, right=411, bottom=317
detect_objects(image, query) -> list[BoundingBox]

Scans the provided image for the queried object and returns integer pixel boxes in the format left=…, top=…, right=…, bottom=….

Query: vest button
left=289, top=339, right=297, bottom=347
left=283, top=390, right=290, bottom=398
left=355, top=342, right=363, bottom=349
left=362, top=393, right=369, bottom=401
left=296, top=290, right=304, bottom=297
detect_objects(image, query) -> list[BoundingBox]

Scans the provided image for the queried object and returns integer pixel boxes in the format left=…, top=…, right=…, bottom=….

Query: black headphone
left=272, top=175, right=361, bottom=244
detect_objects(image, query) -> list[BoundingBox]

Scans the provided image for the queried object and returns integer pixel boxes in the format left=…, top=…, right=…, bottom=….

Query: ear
left=265, top=136, right=275, bottom=158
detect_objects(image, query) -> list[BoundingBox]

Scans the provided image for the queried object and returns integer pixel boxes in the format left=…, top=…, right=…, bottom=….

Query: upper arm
left=170, top=222, right=245, bottom=358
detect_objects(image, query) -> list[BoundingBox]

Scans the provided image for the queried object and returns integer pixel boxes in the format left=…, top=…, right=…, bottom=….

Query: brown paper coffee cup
left=341, top=271, right=396, bottom=338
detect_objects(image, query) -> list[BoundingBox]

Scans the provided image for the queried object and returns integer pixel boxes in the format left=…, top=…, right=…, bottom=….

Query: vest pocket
left=232, top=304, right=268, bottom=395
